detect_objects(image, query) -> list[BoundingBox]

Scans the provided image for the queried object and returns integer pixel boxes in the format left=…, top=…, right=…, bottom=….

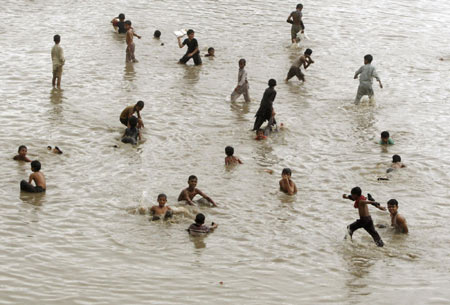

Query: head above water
left=304, top=48, right=312, bottom=55
left=351, top=186, right=362, bottom=197
left=129, top=116, right=138, bottom=128
left=154, top=30, right=161, bottom=38
left=187, top=29, right=195, bottom=37
left=31, top=160, right=41, bottom=172
left=392, top=154, right=401, bottom=163
left=381, top=131, right=390, bottom=139
left=18, top=145, right=27, bottom=154
left=195, top=213, right=205, bottom=225
left=256, top=128, right=264, bottom=136
left=387, top=199, right=398, bottom=206
left=125, top=20, right=132, bottom=29
left=296, top=3, right=303, bottom=10
left=118, top=13, right=125, bottom=21
left=282, top=168, right=292, bottom=176
left=208, top=47, right=214, bottom=54
left=225, top=146, right=234, bottom=156
left=135, top=100, right=144, bottom=110
left=53, top=34, right=61, bottom=44
left=364, top=54, right=373, bottom=64
left=158, top=193, right=167, bottom=206
left=268, top=79, right=277, bottom=87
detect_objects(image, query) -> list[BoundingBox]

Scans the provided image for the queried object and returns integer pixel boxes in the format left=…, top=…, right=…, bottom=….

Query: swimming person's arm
left=197, top=189, right=218, bottom=207
left=354, top=66, right=363, bottom=79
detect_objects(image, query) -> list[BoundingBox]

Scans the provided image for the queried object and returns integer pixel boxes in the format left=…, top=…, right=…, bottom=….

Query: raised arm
left=359, top=199, right=387, bottom=211
left=177, top=37, right=184, bottom=48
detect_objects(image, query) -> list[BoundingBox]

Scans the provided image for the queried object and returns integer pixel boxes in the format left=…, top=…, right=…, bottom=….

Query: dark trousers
left=120, top=117, right=128, bottom=127
left=179, top=52, right=202, bottom=65
left=20, top=180, right=45, bottom=193
left=253, top=116, right=276, bottom=131
left=349, top=216, right=383, bottom=246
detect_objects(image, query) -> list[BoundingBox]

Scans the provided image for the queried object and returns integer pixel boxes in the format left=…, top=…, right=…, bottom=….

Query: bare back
left=126, top=29, right=134, bottom=45
left=31, top=172, right=46, bottom=189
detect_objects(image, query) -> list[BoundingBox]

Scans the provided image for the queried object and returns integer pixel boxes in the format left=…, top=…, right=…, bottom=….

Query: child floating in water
left=47, top=146, right=63, bottom=154
left=150, top=194, right=173, bottom=221
left=342, top=187, right=386, bottom=247
left=205, top=47, right=215, bottom=57
left=14, top=145, right=31, bottom=162
left=279, top=168, right=298, bottom=195
left=178, top=175, right=217, bottom=206
left=20, top=160, right=46, bottom=193
left=255, top=129, right=267, bottom=141
left=379, top=131, right=394, bottom=145
left=386, top=154, right=406, bottom=173
left=187, top=213, right=218, bottom=235
left=225, top=146, right=242, bottom=165
left=121, top=116, right=141, bottom=145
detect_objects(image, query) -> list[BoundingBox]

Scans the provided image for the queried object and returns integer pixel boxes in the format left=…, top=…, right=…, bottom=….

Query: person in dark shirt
left=121, top=116, right=141, bottom=145
left=187, top=213, right=218, bottom=236
left=111, top=13, right=127, bottom=34
left=177, top=29, right=202, bottom=66
left=253, top=79, right=277, bottom=131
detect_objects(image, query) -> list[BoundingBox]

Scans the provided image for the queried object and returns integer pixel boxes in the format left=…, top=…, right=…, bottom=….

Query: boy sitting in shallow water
left=178, top=175, right=217, bottom=206
left=14, top=145, right=31, bottom=162
left=279, top=168, right=298, bottom=195
left=20, top=160, right=46, bottom=193
left=225, top=146, right=242, bottom=165
left=139, top=193, right=173, bottom=221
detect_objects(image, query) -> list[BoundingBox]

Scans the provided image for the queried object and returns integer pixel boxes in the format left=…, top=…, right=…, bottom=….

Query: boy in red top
left=342, top=187, right=386, bottom=247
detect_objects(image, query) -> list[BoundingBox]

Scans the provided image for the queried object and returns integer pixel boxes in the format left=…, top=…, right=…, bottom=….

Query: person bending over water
left=279, top=168, right=298, bottom=195
left=253, top=79, right=277, bottom=131
left=14, top=145, right=31, bottom=162
left=120, top=101, right=144, bottom=128
left=225, top=146, right=242, bottom=165
left=177, top=29, right=202, bottom=65
left=125, top=20, right=141, bottom=63
left=20, top=160, right=46, bottom=193
left=121, top=116, right=141, bottom=145
left=187, top=213, right=218, bottom=235
left=286, top=48, right=314, bottom=82
left=343, top=187, right=386, bottom=247
left=178, top=175, right=217, bottom=206
left=287, top=3, right=305, bottom=43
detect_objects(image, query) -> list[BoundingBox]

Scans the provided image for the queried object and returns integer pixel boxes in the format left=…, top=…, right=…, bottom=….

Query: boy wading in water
left=20, top=161, right=46, bottom=193
left=354, top=54, right=382, bottom=104
left=286, top=48, right=314, bottom=82
left=51, top=34, right=65, bottom=89
left=287, top=3, right=305, bottom=43
left=125, top=20, right=141, bottom=63
left=231, top=59, right=250, bottom=102
left=343, top=187, right=386, bottom=247
left=177, top=29, right=202, bottom=66
left=120, top=101, right=144, bottom=128
left=253, top=79, right=277, bottom=131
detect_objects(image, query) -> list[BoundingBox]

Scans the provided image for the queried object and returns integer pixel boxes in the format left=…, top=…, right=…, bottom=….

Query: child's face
left=209, top=49, right=215, bottom=56
left=239, top=61, right=245, bottom=69
left=388, top=204, right=398, bottom=215
left=19, top=148, right=27, bottom=156
left=125, top=24, right=130, bottom=30
left=158, top=197, right=167, bottom=207
left=257, top=131, right=264, bottom=137
left=282, top=173, right=291, bottom=179
left=188, top=178, right=197, bottom=188
left=381, top=137, right=388, bottom=143
left=350, top=193, right=358, bottom=200
left=188, top=33, right=195, bottom=39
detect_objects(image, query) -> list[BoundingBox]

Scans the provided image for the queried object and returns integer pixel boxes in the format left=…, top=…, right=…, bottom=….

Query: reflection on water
left=124, top=62, right=136, bottom=82
left=19, top=191, right=45, bottom=206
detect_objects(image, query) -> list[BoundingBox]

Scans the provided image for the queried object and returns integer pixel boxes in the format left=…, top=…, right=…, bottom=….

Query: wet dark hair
left=31, top=160, right=41, bottom=171
left=187, top=29, right=194, bottom=35
left=157, top=193, right=167, bottom=200
left=118, top=13, right=125, bottom=20
left=195, top=213, right=205, bottom=225
left=239, top=58, right=246, bottom=65
left=136, top=100, right=144, bottom=109
left=387, top=199, right=398, bottom=206
left=364, top=54, right=373, bottom=63
left=53, top=35, right=60, bottom=43
left=304, top=48, right=312, bottom=55
left=208, top=47, right=214, bottom=52
left=381, top=131, right=390, bottom=139
left=351, top=187, right=362, bottom=196
left=225, top=146, right=234, bottom=156
left=125, top=20, right=132, bottom=26
left=154, top=30, right=161, bottom=38
left=296, top=3, right=303, bottom=9
left=129, top=116, right=138, bottom=128
left=188, top=175, right=197, bottom=181
left=392, top=155, right=401, bottom=163
left=282, top=168, right=292, bottom=176
left=256, top=128, right=264, bottom=134
left=54, top=146, right=63, bottom=154
left=18, top=145, right=27, bottom=152
left=268, top=79, right=277, bottom=87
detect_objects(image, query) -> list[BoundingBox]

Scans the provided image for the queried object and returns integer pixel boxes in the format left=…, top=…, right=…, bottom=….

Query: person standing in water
left=253, top=79, right=277, bottom=131
left=125, top=20, right=141, bottom=63
left=354, top=54, right=383, bottom=104
left=231, top=59, right=250, bottom=102
left=177, top=29, right=202, bottom=66
left=286, top=48, right=314, bottom=82
left=51, top=34, right=65, bottom=89
left=111, top=13, right=126, bottom=34
left=287, top=4, right=305, bottom=44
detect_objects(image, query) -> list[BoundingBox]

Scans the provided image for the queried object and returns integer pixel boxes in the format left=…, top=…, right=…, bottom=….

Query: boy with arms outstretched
left=178, top=175, right=217, bottom=206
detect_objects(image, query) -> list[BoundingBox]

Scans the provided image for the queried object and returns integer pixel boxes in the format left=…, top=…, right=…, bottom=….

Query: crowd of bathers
left=15, top=3, right=410, bottom=241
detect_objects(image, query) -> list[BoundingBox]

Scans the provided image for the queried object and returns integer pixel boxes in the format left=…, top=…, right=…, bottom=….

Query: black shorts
left=179, top=52, right=202, bottom=65
left=20, top=180, right=45, bottom=193
left=120, top=117, right=128, bottom=126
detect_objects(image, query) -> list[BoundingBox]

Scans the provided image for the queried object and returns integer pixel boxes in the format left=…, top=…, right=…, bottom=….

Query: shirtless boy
left=279, top=168, right=298, bottom=195
left=150, top=194, right=173, bottom=220
left=125, top=20, right=141, bottom=63
left=386, top=199, right=408, bottom=233
left=14, top=145, right=31, bottom=162
left=286, top=4, right=305, bottom=43
left=178, top=175, right=217, bottom=206
left=20, top=160, right=46, bottom=193
left=343, top=187, right=386, bottom=247
left=120, top=101, right=144, bottom=128
left=286, top=48, right=314, bottom=82
left=225, top=146, right=243, bottom=165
